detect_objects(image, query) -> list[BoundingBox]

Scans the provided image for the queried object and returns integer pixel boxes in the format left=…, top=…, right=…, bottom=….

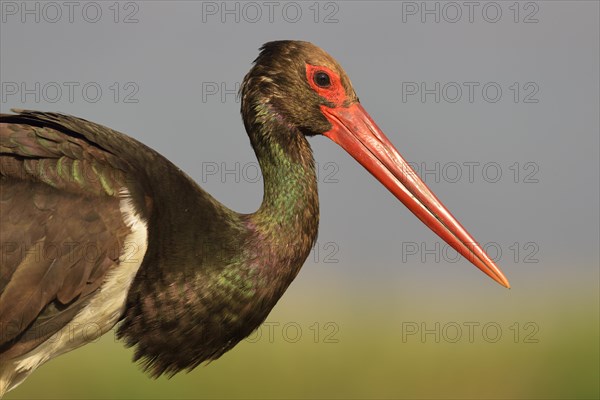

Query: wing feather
left=0, top=111, right=138, bottom=361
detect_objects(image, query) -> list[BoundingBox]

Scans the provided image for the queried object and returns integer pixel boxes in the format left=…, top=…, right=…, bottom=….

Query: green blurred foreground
left=6, top=273, right=599, bottom=399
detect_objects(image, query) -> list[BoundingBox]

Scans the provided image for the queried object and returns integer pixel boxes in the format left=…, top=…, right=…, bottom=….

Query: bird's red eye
left=306, top=64, right=346, bottom=106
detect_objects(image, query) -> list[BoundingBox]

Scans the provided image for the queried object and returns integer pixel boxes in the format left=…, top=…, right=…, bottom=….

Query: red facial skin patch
left=305, top=63, right=347, bottom=107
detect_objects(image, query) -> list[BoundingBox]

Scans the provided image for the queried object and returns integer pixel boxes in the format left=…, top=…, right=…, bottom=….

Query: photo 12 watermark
left=200, top=1, right=340, bottom=24
left=200, top=161, right=340, bottom=184
left=1, top=81, right=140, bottom=104
left=401, top=321, right=540, bottom=343
left=1, top=240, right=145, bottom=266
left=401, top=81, right=540, bottom=104
left=406, top=161, right=540, bottom=184
left=400, top=2, right=540, bottom=24
left=401, top=241, right=540, bottom=264
left=1, top=1, right=140, bottom=23
left=245, top=321, right=340, bottom=344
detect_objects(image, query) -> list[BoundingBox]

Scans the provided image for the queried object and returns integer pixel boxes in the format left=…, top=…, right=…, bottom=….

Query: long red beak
left=322, top=103, right=510, bottom=288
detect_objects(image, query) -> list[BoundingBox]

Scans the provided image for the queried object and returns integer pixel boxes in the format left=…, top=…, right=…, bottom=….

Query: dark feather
left=0, top=114, right=133, bottom=361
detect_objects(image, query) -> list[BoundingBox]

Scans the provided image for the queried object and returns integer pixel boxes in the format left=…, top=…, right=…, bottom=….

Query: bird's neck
left=247, top=103, right=319, bottom=282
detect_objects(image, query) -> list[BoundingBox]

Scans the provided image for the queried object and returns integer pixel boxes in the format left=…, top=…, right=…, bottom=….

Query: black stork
left=0, top=41, right=509, bottom=395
